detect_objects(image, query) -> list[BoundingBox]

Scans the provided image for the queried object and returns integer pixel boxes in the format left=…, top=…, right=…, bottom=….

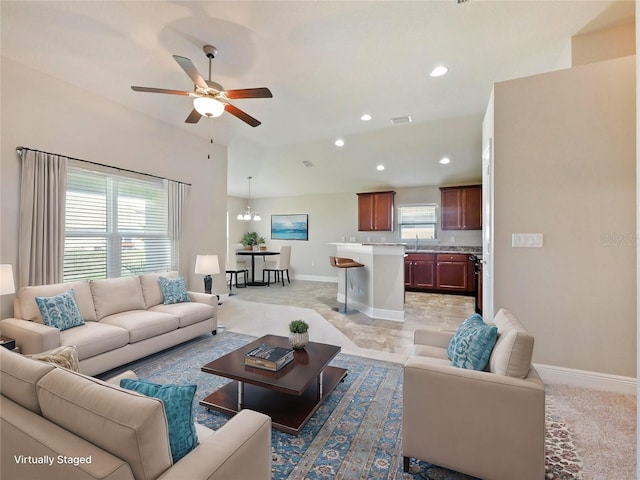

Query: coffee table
left=200, top=334, right=347, bottom=435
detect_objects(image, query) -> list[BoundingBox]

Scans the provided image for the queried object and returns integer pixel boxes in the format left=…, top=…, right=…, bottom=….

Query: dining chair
left=226, top=244, right=249, bottom=293
left=262, top=245, right=291, bottom=286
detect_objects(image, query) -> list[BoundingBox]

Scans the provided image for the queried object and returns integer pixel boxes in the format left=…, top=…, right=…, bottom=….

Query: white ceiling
left=2, top=1, right=634, bottom=198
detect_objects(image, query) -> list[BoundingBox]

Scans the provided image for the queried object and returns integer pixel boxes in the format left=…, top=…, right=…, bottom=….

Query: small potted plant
left=241, top=232, right=262, bottom=250
left=288, top=319, right=309, bottom=349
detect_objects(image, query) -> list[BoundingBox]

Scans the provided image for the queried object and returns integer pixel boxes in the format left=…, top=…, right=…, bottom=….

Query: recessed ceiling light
left=430, top=66, right=449, bottom=77
left=361, top=114, right=372, bottom=121
left=335, top=138, right=345, bottom=147
left=376, top=165, right=385, bottom=171
left=439, top=157, right=450, bottom=165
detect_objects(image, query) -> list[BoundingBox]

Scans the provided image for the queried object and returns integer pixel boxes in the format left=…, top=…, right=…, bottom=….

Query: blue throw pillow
left=158, top=276, right=190, bottom=305
left=120, top=379, right=198, bottom=463
left=447, top=313, right=498, bottom=371
left=35, top=289, right=85, bottom=331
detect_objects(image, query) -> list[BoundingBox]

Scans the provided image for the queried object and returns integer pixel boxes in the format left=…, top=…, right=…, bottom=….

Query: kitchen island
left=330, top=243, right=405, bottom=322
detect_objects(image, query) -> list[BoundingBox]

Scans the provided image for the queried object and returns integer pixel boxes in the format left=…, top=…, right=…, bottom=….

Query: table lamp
left=0, top=265, right=15, bottom=296
left=194, top=255, right=220, bottom=295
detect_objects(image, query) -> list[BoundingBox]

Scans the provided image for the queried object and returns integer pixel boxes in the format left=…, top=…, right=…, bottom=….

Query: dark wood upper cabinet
left=357, top=191, right=395, bottom=231
left=440, top=185, right=482, bottom=230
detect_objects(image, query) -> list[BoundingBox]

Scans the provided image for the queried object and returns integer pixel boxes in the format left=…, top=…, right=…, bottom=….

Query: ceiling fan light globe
left=253, top=214, right=261, bottom=221
left=243, top=213, right=251, bottom=221
left=236, top=213, right=244, bottom=220
left=193, top=97, right=224, bottom=117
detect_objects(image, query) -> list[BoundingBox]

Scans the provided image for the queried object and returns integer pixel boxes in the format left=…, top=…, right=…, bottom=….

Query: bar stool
left=329, top=256, right=365, bottom=314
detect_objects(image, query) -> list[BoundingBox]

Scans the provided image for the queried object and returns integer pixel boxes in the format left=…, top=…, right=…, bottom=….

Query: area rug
left=101, top=331, right=583, bottom=480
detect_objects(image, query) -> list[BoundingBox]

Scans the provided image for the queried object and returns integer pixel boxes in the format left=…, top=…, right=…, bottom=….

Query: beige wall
left=572, top=22, right=635, bottom=66
left=0, top=58, right=228, bottom=317
left=229, top=185, right=483, bottom=281
left=492, top=55, right=636, bottom=377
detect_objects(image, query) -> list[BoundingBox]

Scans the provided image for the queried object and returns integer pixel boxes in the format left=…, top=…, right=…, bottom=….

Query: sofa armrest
left=188, top=292, right=219, bottom=309
left=403, top=356, right=545, bottom=480
left=158, top=409, right=271, bottom=480
left=104, top=370, right=138, bottom=386
left=413, top=327, right=455, bottom=349
left=0, top=318, right=60, bottom=355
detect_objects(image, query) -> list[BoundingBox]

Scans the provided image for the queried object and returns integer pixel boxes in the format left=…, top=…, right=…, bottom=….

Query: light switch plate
left=512, top=233, right=543, bottom=248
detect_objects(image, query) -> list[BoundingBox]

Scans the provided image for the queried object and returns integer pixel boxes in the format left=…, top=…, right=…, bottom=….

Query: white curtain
left=168, top=180, right=186, bottom=272
left=18, top=149, right=68, bottom=287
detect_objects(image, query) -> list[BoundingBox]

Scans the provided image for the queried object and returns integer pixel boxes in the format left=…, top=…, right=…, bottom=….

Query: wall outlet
left=450, top=236, right=456, bottom=243
left=311, top=260, right=315, bottom=267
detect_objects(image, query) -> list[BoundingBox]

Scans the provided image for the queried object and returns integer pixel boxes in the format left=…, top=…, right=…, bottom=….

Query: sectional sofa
left=0, top=347, right=272, bottom=480
left=0, top=272, right=217, bottom=376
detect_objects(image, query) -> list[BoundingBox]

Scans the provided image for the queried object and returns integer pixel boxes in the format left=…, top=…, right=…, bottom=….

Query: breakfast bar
left=330, top=243, right=405, bottom=322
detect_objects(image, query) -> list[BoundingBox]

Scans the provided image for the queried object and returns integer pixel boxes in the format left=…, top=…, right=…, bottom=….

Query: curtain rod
left=16, top=146, right=192, bottom=187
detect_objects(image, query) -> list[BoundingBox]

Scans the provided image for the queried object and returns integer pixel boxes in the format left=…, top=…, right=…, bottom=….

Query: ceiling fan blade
left=185, top=109, right=202, bottom=124
left=131, top=86, right=192, bottom=96
left=224, top=88, right=273, bottom=99
left=225, top=104, right=261, bottom=127
left=173, top=55, right=208, bottom=89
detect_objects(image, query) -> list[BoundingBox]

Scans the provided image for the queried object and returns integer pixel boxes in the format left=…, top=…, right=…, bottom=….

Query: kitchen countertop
left=405, top=245, right=482, bottom=254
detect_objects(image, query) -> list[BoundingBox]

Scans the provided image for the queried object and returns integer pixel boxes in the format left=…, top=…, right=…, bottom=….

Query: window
left=64, top=162, right=173, bottom=281
left=398, top=204, right=438, bottom=242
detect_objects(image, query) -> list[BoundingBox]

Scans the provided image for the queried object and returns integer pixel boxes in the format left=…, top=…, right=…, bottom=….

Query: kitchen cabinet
left=436, top=253, right=475, bottom=292
left=405, top=253, right=435, bottom=290
left=440, top=185, right=482, bottom=230
left=357, top=191, right=395, bottom=231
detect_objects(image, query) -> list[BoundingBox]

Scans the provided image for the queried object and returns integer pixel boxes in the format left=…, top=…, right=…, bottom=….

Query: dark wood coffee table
left=200, top=334, right=347, bottom=435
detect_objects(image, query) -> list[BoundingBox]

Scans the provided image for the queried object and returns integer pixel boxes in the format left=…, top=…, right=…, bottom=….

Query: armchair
left=402, top=308, right=545, bottom=480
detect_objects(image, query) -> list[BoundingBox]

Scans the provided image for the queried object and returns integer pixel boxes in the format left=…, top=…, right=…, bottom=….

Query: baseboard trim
left=293, top=274, right=337, bottom=283
left=534, top=363, right=636, bottom=395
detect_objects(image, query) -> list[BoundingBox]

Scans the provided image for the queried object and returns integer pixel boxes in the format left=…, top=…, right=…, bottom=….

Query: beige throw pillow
left=28, top=345, right=80, bottom=372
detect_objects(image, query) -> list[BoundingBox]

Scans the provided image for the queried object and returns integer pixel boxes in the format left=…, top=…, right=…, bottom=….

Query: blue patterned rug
left=100, top=331, right=582, bottom=480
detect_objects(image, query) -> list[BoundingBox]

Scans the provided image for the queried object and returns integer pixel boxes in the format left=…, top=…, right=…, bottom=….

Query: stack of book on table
left=244, top=343, right=295, bottom=371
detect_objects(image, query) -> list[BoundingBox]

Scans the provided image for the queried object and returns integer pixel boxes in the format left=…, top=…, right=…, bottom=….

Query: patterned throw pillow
left=28, top=345, right=80, bottom=372
left=447, top=313, right=498, bottom=371
left=158, top=276, right=191, bottom=305
left=35, top=290, right=85, bottom=331
left=120, top=379, right=199, bottom=462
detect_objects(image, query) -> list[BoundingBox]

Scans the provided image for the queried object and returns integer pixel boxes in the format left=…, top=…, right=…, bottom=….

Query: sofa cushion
left=149, top=302, right=216, bottom=328
left=15, top=280, right=97, bottom=323
left=36, top=367, right=172, bottom=480
left=28, top=345, right=80, bottom=372
left=90, top=276, right=146, bottom=320
left=59, top=322, right=129, bottom=360
left=159, top=276, right=191, bottom=305
left=448, top=313, right=498, bottom=371
left=0, top=347, right=55, bottom=415
left=489, top=308, right=535, bottom=378
left=35, top=290, right=85, bottom=331
left=100, top=311, right=179, bottom=343
left=140, top=271, right=178, bottom=308
left=120, top=379, right=199, bottom=463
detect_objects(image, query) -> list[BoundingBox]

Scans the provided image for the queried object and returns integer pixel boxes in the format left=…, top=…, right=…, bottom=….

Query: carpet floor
left=103, top=331, right=588, bottom=480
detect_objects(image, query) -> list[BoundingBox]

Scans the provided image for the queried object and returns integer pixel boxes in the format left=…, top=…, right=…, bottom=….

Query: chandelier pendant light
left=237, top=176, right=261, bottom=221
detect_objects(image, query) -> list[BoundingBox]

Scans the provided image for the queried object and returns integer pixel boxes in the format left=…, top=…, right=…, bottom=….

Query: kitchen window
left=398, top=204, right=438, bottom=242
left=64, top=162, right=173, bottom=281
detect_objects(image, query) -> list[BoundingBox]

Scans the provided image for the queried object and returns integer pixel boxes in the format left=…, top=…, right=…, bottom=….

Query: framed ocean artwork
left=271, top=214, right=309, bottom=241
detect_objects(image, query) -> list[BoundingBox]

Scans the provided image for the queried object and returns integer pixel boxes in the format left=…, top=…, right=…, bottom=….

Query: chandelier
left=237, top=176, right=261, bottom=221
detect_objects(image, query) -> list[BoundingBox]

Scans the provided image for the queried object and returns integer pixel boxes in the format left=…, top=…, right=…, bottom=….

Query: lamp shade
left=0, top=264, right=16, bottom=295
left=193, top=97, right=225, bottom=118
left=194, top=255, right=220, bottom=275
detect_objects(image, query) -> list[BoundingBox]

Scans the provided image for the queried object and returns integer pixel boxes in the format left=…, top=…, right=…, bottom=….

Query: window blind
left=398, top=204, right=438, bottom=241
left=64, top=163, right=172, bottom=281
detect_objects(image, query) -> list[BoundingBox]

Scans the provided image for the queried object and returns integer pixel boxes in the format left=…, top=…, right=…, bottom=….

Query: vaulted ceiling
left=2, top=1, right=634, bottom=197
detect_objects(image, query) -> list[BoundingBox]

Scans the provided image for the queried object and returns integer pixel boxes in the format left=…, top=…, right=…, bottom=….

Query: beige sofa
left=0, top=347, right=272, bottom=480
left=402, top=308, right=545, bottom=480
left=0, top=272, right=217, bottom=376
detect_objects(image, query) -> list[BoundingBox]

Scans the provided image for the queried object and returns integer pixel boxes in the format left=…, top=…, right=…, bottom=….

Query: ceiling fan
left=131, top=45, right=272, bottom=127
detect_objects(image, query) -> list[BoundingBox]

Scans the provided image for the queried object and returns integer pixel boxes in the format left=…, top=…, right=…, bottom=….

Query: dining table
left=236, top=249, right=280, bottom=286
